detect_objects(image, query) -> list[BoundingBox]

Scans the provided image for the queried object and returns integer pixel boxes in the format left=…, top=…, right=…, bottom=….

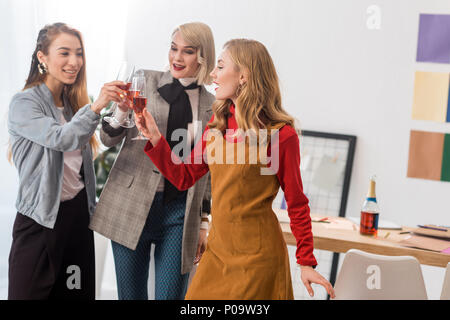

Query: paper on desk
left=275, top=211, right=357, bottom=231
left=412, top=225, right=450, bottom=239
left=347, top=216, right=402, bottom=230
left=399, top=234, right=450, bottom=252
left=323, top=217, right=357, bottom=231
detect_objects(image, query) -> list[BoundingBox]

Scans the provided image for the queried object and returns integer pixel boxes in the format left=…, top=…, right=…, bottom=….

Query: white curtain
left=0, top=0, right=129, bottom=299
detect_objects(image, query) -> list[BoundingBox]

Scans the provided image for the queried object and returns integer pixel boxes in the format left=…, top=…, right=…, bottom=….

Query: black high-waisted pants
left=8, top=188, right=95, bottom=300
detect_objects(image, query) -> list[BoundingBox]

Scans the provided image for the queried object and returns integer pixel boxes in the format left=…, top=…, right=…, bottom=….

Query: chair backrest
left=334, top=249, right=428, bottom=300
left=441, top=262, right=450, bottom=300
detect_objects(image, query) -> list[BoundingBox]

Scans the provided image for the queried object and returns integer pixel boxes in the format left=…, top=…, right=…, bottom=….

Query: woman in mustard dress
left=135, top=39, right=335, bottom=300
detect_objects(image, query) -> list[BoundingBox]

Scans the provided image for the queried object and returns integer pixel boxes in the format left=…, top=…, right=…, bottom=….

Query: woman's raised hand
left=91, top=81, right=127, bottom=114
left=134, top=108, right=162, bottom=145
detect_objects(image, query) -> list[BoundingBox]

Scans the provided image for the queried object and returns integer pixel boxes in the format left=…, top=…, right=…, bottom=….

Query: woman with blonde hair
left=89, top=22, right=216, bottom=300
left=135, top=38, right=336, bottom=299
left=7, top=22, right=124, bottom=299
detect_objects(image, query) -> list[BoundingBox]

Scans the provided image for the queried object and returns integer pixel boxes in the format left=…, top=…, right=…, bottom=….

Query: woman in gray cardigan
left=7, top=22, right=124, bottom=299
left=89, top=22, right=215, bottom=300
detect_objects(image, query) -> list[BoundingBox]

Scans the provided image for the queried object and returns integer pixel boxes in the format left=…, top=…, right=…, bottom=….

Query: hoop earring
left=38, top=62, right=48, bottom=75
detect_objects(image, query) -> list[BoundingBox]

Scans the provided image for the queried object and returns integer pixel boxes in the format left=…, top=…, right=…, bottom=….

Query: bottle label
left=360, top=211, right=379, bottom=236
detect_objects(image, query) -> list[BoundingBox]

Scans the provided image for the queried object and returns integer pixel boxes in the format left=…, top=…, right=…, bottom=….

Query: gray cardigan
left=7, top=83, right=99, bottom=228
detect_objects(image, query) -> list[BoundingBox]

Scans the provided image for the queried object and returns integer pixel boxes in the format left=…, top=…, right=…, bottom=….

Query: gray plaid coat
left=89, top=70, right=214, bottom=274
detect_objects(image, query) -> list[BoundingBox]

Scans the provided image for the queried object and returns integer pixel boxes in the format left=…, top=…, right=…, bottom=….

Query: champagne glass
left=131, top=75, right=149, bottom=140
left=103, top=61, right=135, bottom=128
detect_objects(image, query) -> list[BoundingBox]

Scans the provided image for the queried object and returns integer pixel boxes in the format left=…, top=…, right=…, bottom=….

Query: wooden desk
left=277, top=211, right=450, bottom=268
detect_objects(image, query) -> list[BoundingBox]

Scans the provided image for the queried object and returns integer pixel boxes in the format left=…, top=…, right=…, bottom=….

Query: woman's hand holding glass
left=134, top=108, right=161, bottom=146
left=91, top=80, right=127, bottom=114
left=117, top=99, right=130, bottom=112
left=103, top=61, right=136, bottom=128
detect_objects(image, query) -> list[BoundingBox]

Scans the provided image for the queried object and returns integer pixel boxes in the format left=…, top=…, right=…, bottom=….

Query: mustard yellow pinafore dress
left=185, top=124, right=294, bottom=300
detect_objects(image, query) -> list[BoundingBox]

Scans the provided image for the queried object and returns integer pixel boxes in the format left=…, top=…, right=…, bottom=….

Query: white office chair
left=334, top=249, right=428, bottom=300
left=441, top=262, right=450, bottom=300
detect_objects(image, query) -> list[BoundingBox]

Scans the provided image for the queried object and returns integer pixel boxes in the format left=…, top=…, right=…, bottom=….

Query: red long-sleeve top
left=144, top=105, right=317, bottom=267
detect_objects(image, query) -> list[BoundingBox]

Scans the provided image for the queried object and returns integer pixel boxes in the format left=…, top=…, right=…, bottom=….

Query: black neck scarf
left=157, top=78, right=200, bottom=204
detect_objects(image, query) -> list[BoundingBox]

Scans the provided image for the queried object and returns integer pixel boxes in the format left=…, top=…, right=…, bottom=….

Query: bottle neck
left=367, top=180, right=376, bottom=198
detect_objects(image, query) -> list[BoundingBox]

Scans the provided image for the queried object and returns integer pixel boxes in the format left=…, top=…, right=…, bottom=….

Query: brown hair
left=8, top=22, right=99, bottom=162
left=208, top=39, right=295, bottom=134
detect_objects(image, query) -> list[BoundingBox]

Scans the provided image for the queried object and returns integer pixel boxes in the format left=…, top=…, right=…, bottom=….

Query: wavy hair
left=208, top=39, right=295, bottom=134
left=8, top=22, right=99, bottom=162
left=172, top=22, right=215, bottom=85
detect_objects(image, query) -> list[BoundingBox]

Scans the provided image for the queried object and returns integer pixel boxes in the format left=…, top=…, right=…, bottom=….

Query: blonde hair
left=172, top=22, right=215, bottom=85
left=208, top=39, right=295, bottom=133
left=8, top=22, right=99, bottom=163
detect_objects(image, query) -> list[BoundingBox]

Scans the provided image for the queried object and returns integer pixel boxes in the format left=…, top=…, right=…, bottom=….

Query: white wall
left=124, top=0, right=449, bottom=299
